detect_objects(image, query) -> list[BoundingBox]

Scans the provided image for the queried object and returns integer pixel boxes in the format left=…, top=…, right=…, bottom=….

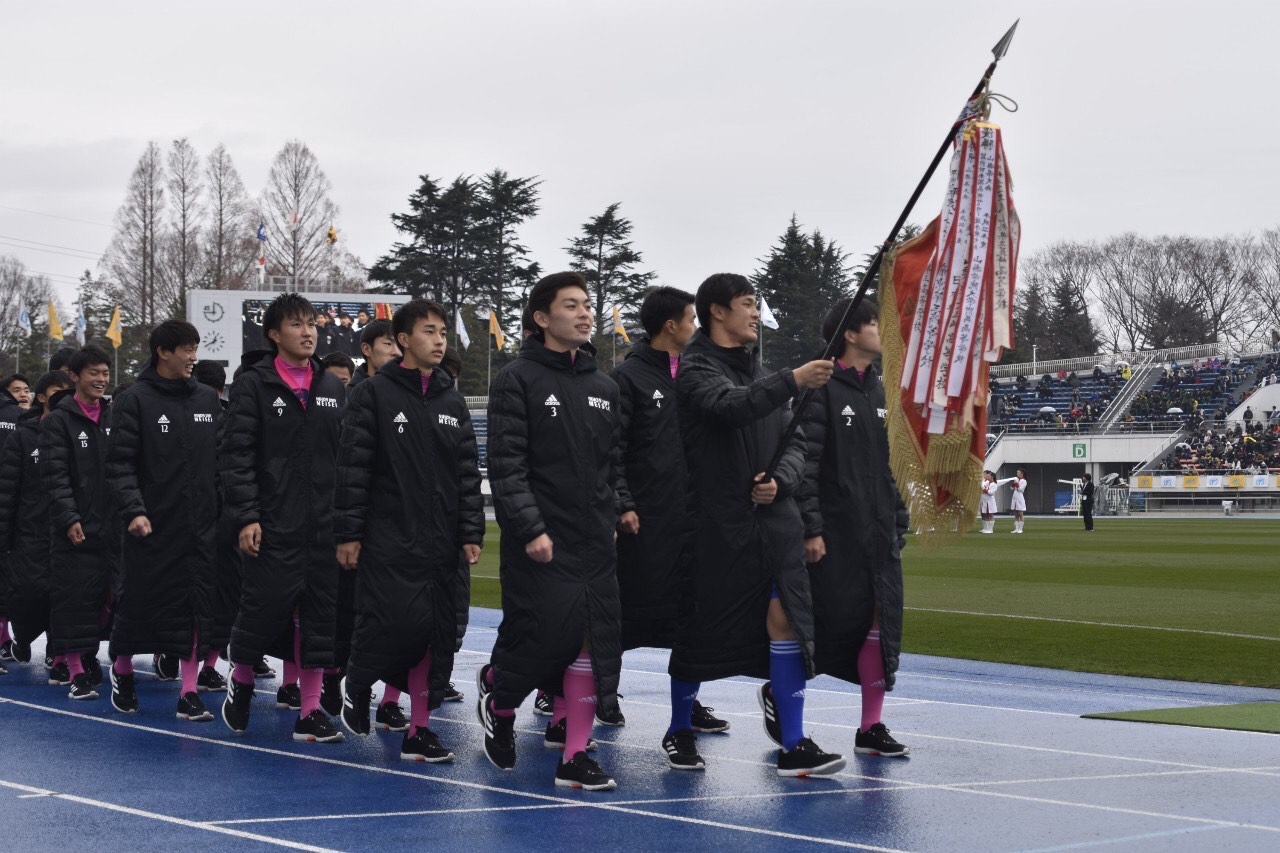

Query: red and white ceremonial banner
left=882, top=95, right=1020, bottom=542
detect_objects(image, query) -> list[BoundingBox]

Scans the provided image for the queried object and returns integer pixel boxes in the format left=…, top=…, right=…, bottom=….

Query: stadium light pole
left=1033, top=343, right=1037, bottom=375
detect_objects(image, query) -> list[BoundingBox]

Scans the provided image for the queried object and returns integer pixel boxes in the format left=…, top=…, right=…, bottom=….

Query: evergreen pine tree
left=565, top=202, right=655, bottom=353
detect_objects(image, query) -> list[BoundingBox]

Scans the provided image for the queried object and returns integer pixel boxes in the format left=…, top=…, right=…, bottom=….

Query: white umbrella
left=1115, top=360, right=1130, bottom=368
left=1039, top=406, right=1056, bottom=413
left=1167, top=407, right=1184, bottom=415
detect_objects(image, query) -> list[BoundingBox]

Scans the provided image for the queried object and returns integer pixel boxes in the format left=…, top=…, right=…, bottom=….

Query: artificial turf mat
left=1082, top=702, right=1280, bottom=734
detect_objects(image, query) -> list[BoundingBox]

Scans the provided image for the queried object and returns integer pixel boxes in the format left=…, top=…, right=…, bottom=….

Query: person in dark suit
left=1080, top=473, right=1094, bottom=531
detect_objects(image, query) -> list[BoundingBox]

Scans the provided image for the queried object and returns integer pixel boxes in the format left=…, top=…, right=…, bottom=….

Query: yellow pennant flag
left=612, top=306, right=630, bottom=344
left=488, top=311, right=506, bottom=350
left=48, top=300, right=63, bottom=342
left=105, top=306, right=123, bottom=349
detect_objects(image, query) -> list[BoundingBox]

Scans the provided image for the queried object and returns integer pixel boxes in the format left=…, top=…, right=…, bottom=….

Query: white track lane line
left=904, top=607, right=1280, bottom=642
left=0, top=779, right=339, bottom=852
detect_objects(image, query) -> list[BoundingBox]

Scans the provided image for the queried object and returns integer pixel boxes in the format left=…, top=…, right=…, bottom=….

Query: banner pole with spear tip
left=759, top=19, right=1019, bottom=485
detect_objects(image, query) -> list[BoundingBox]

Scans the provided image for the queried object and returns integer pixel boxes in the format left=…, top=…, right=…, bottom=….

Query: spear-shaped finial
left=992, top=19, right=1019, bottom=62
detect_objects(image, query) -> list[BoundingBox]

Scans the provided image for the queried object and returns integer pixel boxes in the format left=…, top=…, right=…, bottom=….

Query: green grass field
left=468, top=517, right=1280, bottom=689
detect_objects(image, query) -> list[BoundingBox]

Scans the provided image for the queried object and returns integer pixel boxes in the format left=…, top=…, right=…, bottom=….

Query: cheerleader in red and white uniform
left=979, top=472, right=1000, bottom=533
left=1010, top=469, right=1028, bottom=533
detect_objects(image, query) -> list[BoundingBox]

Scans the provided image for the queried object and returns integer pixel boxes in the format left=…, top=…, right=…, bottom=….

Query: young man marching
left=478, top=271, right=623, bottom=791
left=105, top=321, right=223, bottom=721
left=220, top=293, right=346, bottom=743
left=0, top=371, right=72, bottom=674
left=795, top=298, right=911, bottom=758
left=41, top=347, right=116, bottom=700
left=672, top=273, right=845, bottom=776
left=335, top=299, right=484, bottom=761
left=612, top=286, right=729, bottom=770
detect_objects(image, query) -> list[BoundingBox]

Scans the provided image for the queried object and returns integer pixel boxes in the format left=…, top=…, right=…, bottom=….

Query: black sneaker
left=555, top=752, right=616, bottom=791
left=252, top=658, right=276, bottom=679
left=83, top=654, right=104, bottom=686
left=400, top=728, right=454, bottom=763
left=197, top=666, right=227, bottom=693
left=0, top=640, right=14, bottom=661
left=320, top=673, right=343, bottom=717
left=661, top=729, right=705, bottom=771
left=691, top=700, right=731, bottom=734
left=222, top=678, right=254, bottom=734
left=375, top=701, right=408, bottom=733
left=443, top=681, right=464, bottom=702
left=69, top=672, right=98, bottom=700
left=293, top=709, right=344, bottom=743
left=479, top=697, right=516, bottom=770
left=854, top=723, right=910, bottom=757
left=595, top=699, right=625, bottom=727
left=757, top=682, right=783, bottom=747
left=13, top=642, right=31, bottom=663
left=543, top=718, right=597, bottom=751
left=533, top=689, right=554, bottom=717
left=776, top=737, right=846, bottom=777
left=341, top=678, right=372, bottom=736
left=177, top=691, right=214, bottom=722
left=109, top=668, right=138, bottom=713
left=152, top=653, right=180, bottom=682
left=48, top=661, right=71, bottom=686
left=275, top=684, right=301, bottom=711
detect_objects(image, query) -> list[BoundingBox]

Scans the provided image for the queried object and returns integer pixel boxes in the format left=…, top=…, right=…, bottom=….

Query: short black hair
left=149, top=319, right=201, bottom=366
left=695, top=273, right=754, bottom=331
left=391, top=300, right=447, bottom=343
left=1082, top=473, right=1092, bottom=482
left=639, top=286, right=695, bottom=339
left=2, top=373, right=30, bottom=391
left=821, top=297, right=879, bottom=343
left=49, top=346, right=76, bottom=372
left=261, top=293, right=316, bottom=354
left=193, top=361, right=226, bottom=391
left=526, top=272, right=590, bottom=339
left=68, top=345, right=111, bottom=375
left=34, top=370, right=72, bottom=401
left=322, top=351, right=356, bottom=374
left=359, top=318, right=394, bottom=350
left=442, top=347, right=462, bottom=378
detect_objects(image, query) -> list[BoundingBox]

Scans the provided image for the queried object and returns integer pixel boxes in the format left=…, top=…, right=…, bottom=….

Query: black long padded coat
left=0, top=408, right=52, bottom=646
left=612, top=340, right=692, bottom=651
left=105, top=368, right=221, bottom=659
left=334, top=360, right=484, bottom=705
left=486, top=337, right=623, bottom=716
left=797, top=364, right=908, bottom=689
left=668, top=331, right=815, bottom=682
left=219, top=351, right=344, bottom=668
left=0, top=386, right=22, bottom=623
left=40, top=392, right=116, bottom=655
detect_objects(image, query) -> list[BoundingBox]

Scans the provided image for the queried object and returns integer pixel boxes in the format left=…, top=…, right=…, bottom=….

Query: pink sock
left=113, top=655, right=134, bottom=676
left=486, top=665, right=515, bottom=717
left=552, top=694, right=567, bottom=726
left=382, top=685, right=401, bottom=706
left=232, top=663, right=255, bottom=685
left=407, top=651, right=431, bottom=735
left=299, top=669, right=322, bottom=716
left=204, top=650, right=219, bottom=669
left=857, top=627, right=886, bottom=731
left=53, top=655, right=66, bottom=666
left=180, top=651, right=200, bottom=695
left=67, top=654, right=85, bottom=677
left=561, top=653, right=596, bottom=761
left=283, top=661, right=300, bottom=686
left=0, top=620, right=10, bottom=644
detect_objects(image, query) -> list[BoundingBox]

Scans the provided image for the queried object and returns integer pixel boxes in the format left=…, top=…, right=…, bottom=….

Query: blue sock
left=769, top=640, right=805, bottom=751
left=668, top=677, right=700, bottom=734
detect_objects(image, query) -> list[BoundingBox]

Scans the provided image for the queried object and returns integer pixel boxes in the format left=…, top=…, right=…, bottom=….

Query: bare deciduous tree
left=104, top=142, right=165, bottom=326
left=163, top=137, right=203, bottom=313
left=260, top=140, right=340, bottom=283
left=204, top=143, right=256, bottom=290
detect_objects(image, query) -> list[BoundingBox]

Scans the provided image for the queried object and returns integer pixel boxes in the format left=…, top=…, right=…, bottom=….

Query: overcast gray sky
left=3, top=1, right=1278, bottom=308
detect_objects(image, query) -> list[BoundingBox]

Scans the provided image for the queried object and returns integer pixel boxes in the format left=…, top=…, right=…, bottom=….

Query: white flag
left=455, top=309, right=471, bottom=350
left=75, top=310, right=87, bottom=345
left=758, top=295, right=780, bottom=330
left=16, top=299, right=32, bottom=336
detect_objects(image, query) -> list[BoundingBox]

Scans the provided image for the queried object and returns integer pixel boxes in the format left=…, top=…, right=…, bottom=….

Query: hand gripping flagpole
left=760, top=20, right=1019, bottom=485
